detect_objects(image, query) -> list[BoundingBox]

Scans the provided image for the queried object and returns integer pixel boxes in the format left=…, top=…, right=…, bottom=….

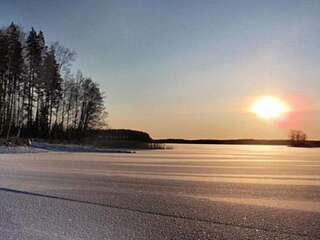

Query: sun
left=250, top=96, right=290, bottom=120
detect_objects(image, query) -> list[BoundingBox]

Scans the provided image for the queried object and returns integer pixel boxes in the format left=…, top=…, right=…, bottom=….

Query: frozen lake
left=0, top=144, right=319, bottom=239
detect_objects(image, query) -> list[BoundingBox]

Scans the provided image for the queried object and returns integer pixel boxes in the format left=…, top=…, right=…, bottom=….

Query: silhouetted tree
left=0, top=23, right=24, bottom=138
left=78, top=77, right=104, bottom=130
left=290, top=130, right=307, bottom=146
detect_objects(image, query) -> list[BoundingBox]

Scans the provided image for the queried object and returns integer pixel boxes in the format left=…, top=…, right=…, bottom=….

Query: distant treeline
left=154, top=138, right=320, bottom=147
left=0, top=23, right=106, bottom=139
left=72, top=129, right=164, bottom=149
left=47, top=129, right=153, bottom=145
left=91, top=129, right=152, bottom=142
left=155, top=139, right=289, bottom=145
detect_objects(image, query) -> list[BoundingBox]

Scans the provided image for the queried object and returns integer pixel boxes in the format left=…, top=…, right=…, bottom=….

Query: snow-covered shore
left=0, top=145, right=47, bottom=154
left=0, top=142, right=134, bottom=154
left=31, top=142, right=134, bottom=153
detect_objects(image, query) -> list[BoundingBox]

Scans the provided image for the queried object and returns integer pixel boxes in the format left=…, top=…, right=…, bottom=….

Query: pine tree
left=26, top=27, right=43, bottom=131
left=3, top=23, right=24, bottom=138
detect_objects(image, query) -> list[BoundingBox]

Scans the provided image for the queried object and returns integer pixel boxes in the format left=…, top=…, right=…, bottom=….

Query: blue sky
left=1, top=0, right=320, bottom=138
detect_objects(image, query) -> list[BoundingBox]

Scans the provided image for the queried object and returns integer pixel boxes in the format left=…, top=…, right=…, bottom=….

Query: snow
left=0, top=142, right=134, bottom=154
left=31, top=142, right=134, bottom=154
left=0, top=146, right=47, bottom=154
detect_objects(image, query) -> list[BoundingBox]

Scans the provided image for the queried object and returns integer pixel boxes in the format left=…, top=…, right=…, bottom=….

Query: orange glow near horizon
left=250, top=96, right=290, bottom=120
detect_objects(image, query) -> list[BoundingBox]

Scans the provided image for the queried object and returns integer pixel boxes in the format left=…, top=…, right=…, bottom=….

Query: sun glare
left=250, top=96, right=290, bottom=120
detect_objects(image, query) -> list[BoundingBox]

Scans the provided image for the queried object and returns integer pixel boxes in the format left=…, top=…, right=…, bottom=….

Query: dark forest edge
left=1, top=129, right=166, bottom=150
left=0, top=23, right=105, bottom=140
left=44, top=129, right=166, bottom=150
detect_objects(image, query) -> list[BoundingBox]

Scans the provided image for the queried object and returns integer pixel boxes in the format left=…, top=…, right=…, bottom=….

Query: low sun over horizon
left=2, top=0, right=320, bottom=140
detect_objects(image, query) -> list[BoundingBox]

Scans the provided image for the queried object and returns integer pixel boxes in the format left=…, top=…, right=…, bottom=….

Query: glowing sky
left=2, top=0, right=320, bottom=139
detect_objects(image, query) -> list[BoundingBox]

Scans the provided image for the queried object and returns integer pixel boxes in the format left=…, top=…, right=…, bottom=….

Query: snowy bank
left=0, top=146, right=47, bottom=154
left=0, top=142, right=134, bottom=154
left=31, top=142, right=134, bottom=153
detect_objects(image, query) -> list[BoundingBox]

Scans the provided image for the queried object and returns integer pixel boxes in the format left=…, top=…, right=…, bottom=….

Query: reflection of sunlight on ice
left=135, top=144, right=320, bottom=164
